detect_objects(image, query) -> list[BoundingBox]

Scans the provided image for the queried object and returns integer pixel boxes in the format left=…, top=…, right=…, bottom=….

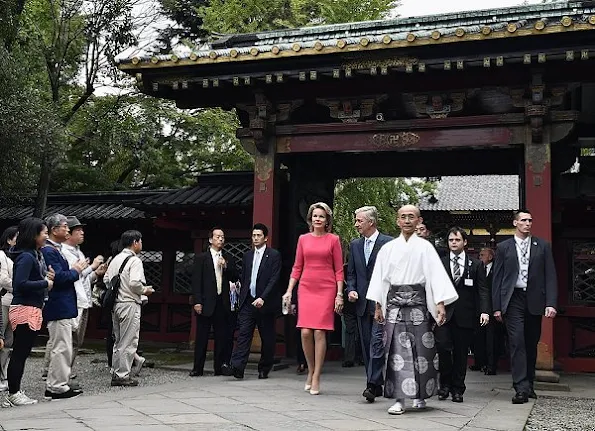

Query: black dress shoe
left=189, top=370, right=203, bottom=377
left=258, top=371, right=269, bottom=379
left=485, top=368, right=497, bottom=376
left=469, top=364, right=483, bottom=371
left=512, top=392, right=528, bottom=404
left=452, top=393, right=464, bottom=403
left=437, top=388, right=450, bottom=401
left=362, top=386, right=376, bottom=403
left=528, top=390, right=537, bottom=399
left=220, top=364, right=233, bottom=376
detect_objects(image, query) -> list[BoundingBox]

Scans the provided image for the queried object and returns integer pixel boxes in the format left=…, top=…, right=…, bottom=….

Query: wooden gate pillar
left=523, top=76, right=557, bottom=378
left=525, top=128, right=556, bottom=374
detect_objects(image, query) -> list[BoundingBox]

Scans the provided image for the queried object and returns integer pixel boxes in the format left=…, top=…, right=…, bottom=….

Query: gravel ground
left=2, top=352, right=190, bottom=403
left=525, top=396, right=595, bottom=431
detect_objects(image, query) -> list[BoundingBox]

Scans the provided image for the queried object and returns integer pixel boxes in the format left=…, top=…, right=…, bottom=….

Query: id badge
left=464, top=279, right=474, bottom=287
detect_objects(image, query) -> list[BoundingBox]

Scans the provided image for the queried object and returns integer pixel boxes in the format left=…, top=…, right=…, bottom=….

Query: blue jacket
left=41, top=244, right=79, bottom=321
left=345, top=233, right=394, bottom=317
left=11, top=249, right=48, bottom=309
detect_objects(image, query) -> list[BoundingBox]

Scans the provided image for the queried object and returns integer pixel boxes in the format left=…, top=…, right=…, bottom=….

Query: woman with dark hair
left=0, top=225, right=18, bottom=391
left=1, top=218, right=54, bottom=407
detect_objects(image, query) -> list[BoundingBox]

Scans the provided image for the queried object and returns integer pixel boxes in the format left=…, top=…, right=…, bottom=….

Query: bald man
left=367, top=205, right=458, bottom=415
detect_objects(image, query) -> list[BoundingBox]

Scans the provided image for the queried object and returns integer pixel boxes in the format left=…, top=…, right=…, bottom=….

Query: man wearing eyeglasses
left=492, top=210, right=557, bottom=405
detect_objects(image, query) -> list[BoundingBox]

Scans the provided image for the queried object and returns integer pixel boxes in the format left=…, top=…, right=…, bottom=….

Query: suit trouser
left=342, top=310, right=360, bottom=363
left=357, top=313, right=385, bottom=387
left=193, top=296, right=231, bottom=374
left=231, top=300, right=276, bottom=373
left=435, top=321, right=474, bottom=394
left=504, top=290, right=542, bottom=394
left=46, top=319, right=74, bottom=393
left=71, top=307, right=90, bottom=369
left=112, top=302, right=141, bottom=379
left=0, top=304, right=13, bottom=381
left=473, top=319, right=504, bottom=371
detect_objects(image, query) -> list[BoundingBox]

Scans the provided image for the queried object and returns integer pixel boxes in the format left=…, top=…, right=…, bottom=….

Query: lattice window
left=572, top=242, right=595, bottom=304
left=140, top=251, right=163, bottom=292
left=174, top=251, right=195, bottom=295
left=225, top=240, right=252, bottom=274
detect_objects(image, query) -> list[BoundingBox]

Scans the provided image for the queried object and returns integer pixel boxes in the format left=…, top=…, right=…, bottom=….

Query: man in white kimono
left=367, top=205, right=458, bottom=415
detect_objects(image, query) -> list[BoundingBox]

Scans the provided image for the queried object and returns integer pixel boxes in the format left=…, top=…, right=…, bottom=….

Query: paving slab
left=0, top=363, right=534, bottom=430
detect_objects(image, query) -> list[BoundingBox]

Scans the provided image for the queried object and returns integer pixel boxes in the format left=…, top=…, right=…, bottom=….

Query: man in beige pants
left=41, top=214, right=88, bottom=400
left=62, top=217, right=107, bottom=374
left=105, top=230, right=154, bottom=387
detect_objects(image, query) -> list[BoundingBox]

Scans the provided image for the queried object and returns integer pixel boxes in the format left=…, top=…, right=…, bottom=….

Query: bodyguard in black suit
left=224, top=224, right=281, bottom=379
left=345, top=206, right=393, bottom=403
left=436, top=227, right=490, bottom=403
left=471, top=247, right=502, bottom=375
left=492, top=210, right=557, bottom=404
left=190, top=227, right=239, bottom=376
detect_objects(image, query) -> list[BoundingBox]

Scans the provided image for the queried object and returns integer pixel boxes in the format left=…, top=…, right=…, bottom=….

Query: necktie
left=215, top=252, right=223, bottom=295
left=364, top=239, right=372, bottom=265
left=250, top=250, right=260, bottom=297
left=452, top=256, right=461, bottom=284
left=519, top=240, right=529, bottom=283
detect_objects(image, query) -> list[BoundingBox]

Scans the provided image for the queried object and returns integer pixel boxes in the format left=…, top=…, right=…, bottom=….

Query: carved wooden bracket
left=236, top=95, right=303, bottom=154
left=404, top=92, right=467, bottom=119
left=510, top=76, right=571, bottom=144
left=316, top=96, right=387, bottom=123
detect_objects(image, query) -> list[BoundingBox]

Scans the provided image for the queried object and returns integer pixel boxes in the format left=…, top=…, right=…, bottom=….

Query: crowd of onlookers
left=0, top=215, right=153, bottom=408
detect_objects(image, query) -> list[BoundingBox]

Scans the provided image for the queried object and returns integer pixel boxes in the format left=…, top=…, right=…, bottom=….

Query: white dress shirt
left=250, top=245, right=266, bottom=297
left=450, top=251, right=466, bottom=280
left=210, top=248, right=223, bottom=294
left=485, top=261, right=493, bottom=276
left=514, top=235, right=531, bottom=288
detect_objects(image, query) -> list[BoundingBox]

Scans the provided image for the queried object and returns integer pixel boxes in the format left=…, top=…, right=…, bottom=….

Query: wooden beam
left=276, top=126, right=523, bottom=153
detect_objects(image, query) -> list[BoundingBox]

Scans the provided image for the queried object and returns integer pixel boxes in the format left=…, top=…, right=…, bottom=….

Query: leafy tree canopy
left=333, top=177, right=435, bottom=245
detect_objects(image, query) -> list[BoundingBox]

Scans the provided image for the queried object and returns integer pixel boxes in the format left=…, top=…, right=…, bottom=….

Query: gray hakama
left=383, top=283, right=438, bottom=400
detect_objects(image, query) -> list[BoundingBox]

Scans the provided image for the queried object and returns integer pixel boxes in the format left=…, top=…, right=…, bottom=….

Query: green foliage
left=199, top=0, right=398, bottom=34
left=51, top=95, right=252, bottom=191
left=0, top=45, right=61, bottom=199
left=333, top=178, right=435, bottom=245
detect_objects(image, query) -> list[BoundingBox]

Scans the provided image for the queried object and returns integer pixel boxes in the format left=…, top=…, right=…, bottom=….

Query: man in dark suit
left=346, top=206, right=393, bottom=403
left=470, top=247, right=501, bottom=375
left=190, top=227, right=239, bottom=377
left=436, top=227, right=490, bottom=403
left=223, top=223, right=281, bottom=380
left=492, top=210, right=557, bottom=404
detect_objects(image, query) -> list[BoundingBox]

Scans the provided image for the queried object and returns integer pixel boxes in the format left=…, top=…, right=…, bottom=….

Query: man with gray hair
left=346, top=206, right=393, bottom=403
left=41, top=214, right=87, bottom=400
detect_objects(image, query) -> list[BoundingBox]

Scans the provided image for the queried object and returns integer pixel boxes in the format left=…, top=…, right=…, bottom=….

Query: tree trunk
left=33, top=155, right=51, bottom=218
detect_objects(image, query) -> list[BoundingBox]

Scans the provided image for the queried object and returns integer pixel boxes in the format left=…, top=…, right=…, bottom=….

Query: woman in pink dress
left=283, top=202, right=344, bottom=395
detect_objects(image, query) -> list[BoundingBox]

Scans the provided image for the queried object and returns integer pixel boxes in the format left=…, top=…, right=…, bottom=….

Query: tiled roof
left=0, top=191, right=168, bottom=221
left=120, top=1, right=595, bottom=67
left=419, top=175, right=519, bottom=211
left=136, top=172, right=253, bottom=209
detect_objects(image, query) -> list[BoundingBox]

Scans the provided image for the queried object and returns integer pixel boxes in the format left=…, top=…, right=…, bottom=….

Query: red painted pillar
left=253, top=152, right=277, bottom=246
left=525, top=140, right=555, bottom=371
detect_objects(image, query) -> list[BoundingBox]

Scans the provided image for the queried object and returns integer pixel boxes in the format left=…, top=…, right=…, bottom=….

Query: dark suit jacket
left=480, top=263, right=494, bottom=316
left=442, top=253, right=490, bottom=329
left=239, top=246, right=282, bottom=314
left=346, top=233, right=393, bottom=317
left=192, top=249, right=239, bottom=317
left=492, top=236, right=557, bottom=315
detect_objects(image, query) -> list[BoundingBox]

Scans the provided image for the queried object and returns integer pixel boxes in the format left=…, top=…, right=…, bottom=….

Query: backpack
left=102, top=255, right=133, bottom=311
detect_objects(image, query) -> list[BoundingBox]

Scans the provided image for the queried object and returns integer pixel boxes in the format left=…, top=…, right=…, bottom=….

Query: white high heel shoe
left=304, top=384, right=312, bottom=391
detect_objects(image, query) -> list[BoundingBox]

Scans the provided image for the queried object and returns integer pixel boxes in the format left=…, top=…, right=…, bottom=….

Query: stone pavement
left=0, top=364, right=533, bottom=431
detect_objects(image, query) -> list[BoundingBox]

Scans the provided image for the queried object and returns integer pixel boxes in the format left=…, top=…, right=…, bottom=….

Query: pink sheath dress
left=291, top=233, right=344, bottom=330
